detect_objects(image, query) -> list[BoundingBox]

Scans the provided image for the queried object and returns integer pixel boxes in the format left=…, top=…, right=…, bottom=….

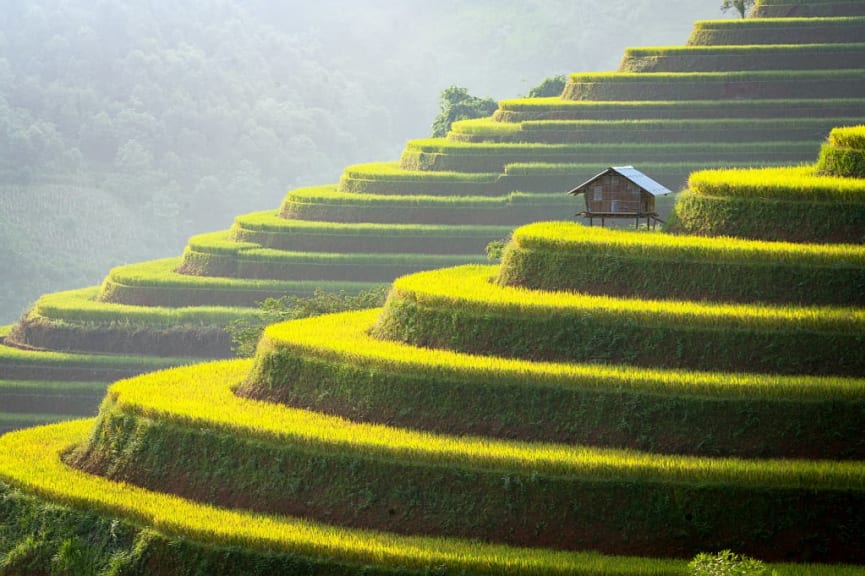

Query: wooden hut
left=569, top=166, right=673, bottom=229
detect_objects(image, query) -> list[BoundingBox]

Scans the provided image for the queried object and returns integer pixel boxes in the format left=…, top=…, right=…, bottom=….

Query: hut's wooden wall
left=583, top=174, right=654, bottom=214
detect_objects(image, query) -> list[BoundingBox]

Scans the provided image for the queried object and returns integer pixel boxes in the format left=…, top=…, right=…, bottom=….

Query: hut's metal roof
left=569, top=166, right=673, bottom=197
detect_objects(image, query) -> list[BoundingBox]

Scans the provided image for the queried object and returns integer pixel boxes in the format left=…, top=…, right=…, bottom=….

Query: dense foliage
left=721, top=0, right=756, bottom=18
left=226, top=288, right=386, bottom=356
left=430, top=86, right=498, bottom=138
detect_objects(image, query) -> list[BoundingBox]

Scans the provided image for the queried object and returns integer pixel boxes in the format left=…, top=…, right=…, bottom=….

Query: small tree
left=430, top=85, right=497, bottom=138
left=689, top=550, right=771, bottom=576
left=721, top=0, right=755, bottom=18
left=225, top=288, right=387, bottom=357
left=526, top=74, right=567, bottom=98
left=485, top=239, right=508, bottom=262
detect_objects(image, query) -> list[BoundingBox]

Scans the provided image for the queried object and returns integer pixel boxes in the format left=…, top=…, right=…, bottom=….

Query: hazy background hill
left=0, top=0, right=723, bottom=323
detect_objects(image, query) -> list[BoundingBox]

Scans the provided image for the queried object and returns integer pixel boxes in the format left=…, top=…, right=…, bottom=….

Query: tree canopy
left=721, top=0, right=755, bottom=18
left=431, top=86, right=498, bottom=138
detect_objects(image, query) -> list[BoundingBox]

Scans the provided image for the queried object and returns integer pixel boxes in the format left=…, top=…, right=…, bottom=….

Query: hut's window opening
left=593, top=186, right=603, bottom=201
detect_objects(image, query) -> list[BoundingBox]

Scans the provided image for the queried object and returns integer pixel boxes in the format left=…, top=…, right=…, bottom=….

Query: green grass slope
left=3, top=153, right=864, bottom=570
left=5, top=7, right=863, bottom=380
left=686, top=16, right=865, bottom=45
left=753, top=0, right=865, bottom=18
left=2, top=9, right=865, bottom=571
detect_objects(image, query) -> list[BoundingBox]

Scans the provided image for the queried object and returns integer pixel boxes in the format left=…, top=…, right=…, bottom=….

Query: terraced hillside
left=1, top=126, right=864, bottom=573
left=2, top=3, right=865, bottom=433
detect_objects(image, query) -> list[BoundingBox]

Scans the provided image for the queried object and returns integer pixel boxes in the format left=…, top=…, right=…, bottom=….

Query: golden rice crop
left=690, top=16, right=865, bottom=29
left=688, top=165, right=865, bottom=202
left=30, top=287, right=260, bottom=326
left=232, top=211, right=512, bottom=237
left=568, top=69, right=865, bottom=83
left=828, top=124, right=865, bottom=150
left=497, top=97, right=865, bottom=111
left=341, top=161, right=500, bottom=182
left=27, top=350, right=849, bottom=489
left=510, top=221, right=865, bottom=266
left=624, top=43, right=865, bottom=56
left=389, top=265, right=865, bottom=334
left=0, top=420, right=689, bottom=575
left=0, top=336, right=193, bottom=369
left=267, top=309, right=865, bottom=401
left=404, top=138, right=813, bottom=154
left=283, top=185, right=508, bottom=207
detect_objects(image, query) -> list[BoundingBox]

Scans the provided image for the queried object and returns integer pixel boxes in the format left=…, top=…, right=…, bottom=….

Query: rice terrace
left=2, top=0, right=865, bottom=574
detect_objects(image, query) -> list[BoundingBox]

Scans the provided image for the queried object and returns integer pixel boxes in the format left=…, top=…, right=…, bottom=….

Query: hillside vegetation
left=1, top=4, right=864, bottom=573
left=0, top=0, right=718, bottom=324
left=2, top=0, right=863, bottom=441
left=3, top=134, right=865, bottom=570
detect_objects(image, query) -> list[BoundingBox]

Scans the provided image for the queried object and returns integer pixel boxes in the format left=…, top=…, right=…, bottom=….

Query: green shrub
left=430, top=85, right=497, bottom=138
left=525, top=74, right=567, bottom=98
left=689, top=551, right=768, bottom=576
left=816, top=144, right=865, bottom=178
left=226, top=287, right=387, bottom=357
left=827, top=124, right=865, bottom=149
left=814, top=125, right=865, bottom=178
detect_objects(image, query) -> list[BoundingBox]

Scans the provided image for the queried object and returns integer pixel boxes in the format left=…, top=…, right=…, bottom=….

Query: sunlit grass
left=4, top=357, right=851, bottom=489
left=0, top=379, right=105, bottom=392
left=0, top=336, right=194, bottom=370
left=187, top=246, right=487, bottom=266
left=2, top=422, right=862, bottom=575
left=509, top=221, right=865, bottom=266
left=29, top=287, right=260, bottom=326
left=0, top=420, right=697, bottom=576
left=828, top=124, right=865, bottom=149
left=690, top=16, right=865, bottom=28
left=451, top=118, right=858, bottom=137
left=282, top=184, right=509, bottom=207
left=496, top=97, right=865, bottom=112
left=387, top=265, right=865, bottom=334
left=687, top=164, right=865, bottom=202
left=624, top=43, right=865, bottom=56
left=503, top=161, right=778, bottom=175
left=568, top=69, right=865, bottom=83
left=232, top=211, right=513, bottom=237
left=404, top=138, right=814, bottom=155
left=341, top=161, right=500, bottom=182
left=104, top=258, right=380, bottom=292
left=266, top=309, right=865, bottom=401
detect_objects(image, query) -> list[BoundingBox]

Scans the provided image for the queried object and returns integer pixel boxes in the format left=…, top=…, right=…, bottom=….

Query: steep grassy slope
left=1, top=7, right=864, bottom=455
left=2, top=146, right=864, bottom=571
